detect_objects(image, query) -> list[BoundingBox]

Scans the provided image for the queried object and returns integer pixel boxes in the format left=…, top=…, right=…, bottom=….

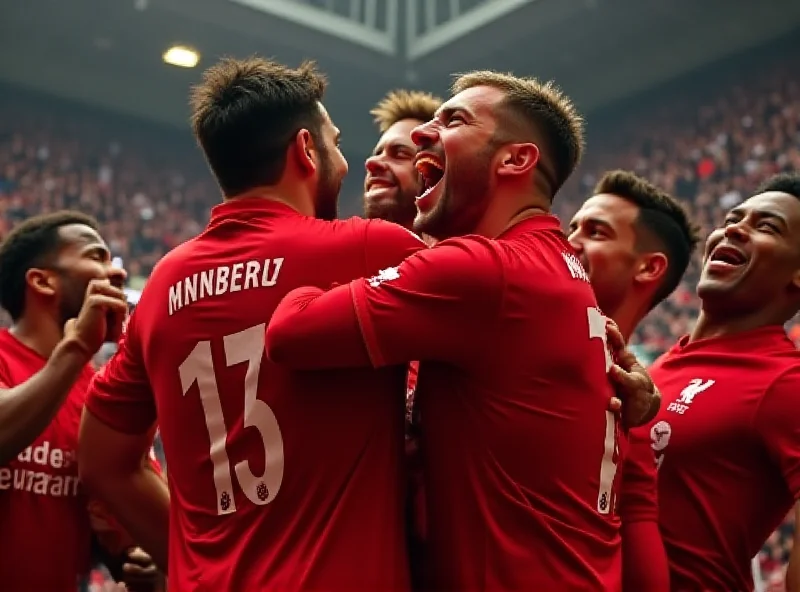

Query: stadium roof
left=2, top=0, right=799, bottom=151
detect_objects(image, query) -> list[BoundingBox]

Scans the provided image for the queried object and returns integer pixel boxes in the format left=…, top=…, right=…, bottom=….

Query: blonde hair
left=370, top=89, right=443, bottom=133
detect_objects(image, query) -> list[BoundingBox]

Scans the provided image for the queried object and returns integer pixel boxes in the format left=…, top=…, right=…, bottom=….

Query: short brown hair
left=370, top=90, right=442, bottom=133
left=452, top=71, right=585, bottom=196
left=595, top=170, right=701, bottom=309
left=190, top=56, right=327, bottom=196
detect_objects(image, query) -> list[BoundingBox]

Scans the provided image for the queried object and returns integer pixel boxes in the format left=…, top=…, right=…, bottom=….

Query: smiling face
left=699, top=191, right=800, bottom=315
left=410, top=85, right=506, bottom=240
left=363, top=118, right=422, bottom=228
left=568, top=193, right=643, bottom=317
left=41, top=223, right=124, bottom=325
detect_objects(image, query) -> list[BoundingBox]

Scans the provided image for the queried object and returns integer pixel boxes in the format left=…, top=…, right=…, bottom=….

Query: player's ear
left=790, top=267, right=800, bottom=292
left=633, top=252, right=668, bottom=288
left=26, top=267, right=57, bottom=298
left=496, top=143, right=539, bottom=178
left=292, top=129, right=317, bottom=175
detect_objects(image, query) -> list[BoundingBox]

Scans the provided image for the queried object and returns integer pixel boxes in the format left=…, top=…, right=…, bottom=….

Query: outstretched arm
left=266, top=239, right=502, bottom=370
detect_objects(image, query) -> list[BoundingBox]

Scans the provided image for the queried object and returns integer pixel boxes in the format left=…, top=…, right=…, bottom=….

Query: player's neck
left=477, top=193, right=550, bottom=238
left=10, top=312, right=64, bottom=359
left=690, top=308, right=785, bottom=343
left=608, top=293, right=651, bottom=343
left=227, top=185, right=315, bottom=217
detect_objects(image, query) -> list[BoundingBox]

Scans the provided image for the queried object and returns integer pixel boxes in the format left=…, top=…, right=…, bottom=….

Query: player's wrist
left=54, top=334, right=95, bottom=366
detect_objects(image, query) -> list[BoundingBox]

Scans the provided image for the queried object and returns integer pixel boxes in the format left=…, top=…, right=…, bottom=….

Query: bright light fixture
left=163, top=46, right=199, bottom=68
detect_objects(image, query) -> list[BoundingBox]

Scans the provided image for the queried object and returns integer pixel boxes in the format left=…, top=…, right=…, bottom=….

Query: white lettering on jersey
left=168, top=258, right=284, bottom=315
left=0, top=441, right=82, bottom=497
left=666, top=378, right=715, bottom=415
left=561, top=252, right=590, bottom=283
left=368, top=266, right=400, bottom=288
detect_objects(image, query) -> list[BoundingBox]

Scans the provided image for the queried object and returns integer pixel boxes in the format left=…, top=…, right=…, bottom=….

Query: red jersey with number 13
left=85, top=198, right=425, bottom=591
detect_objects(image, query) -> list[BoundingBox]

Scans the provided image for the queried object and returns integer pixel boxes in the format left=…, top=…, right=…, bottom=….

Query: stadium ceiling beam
left=406, top=0, right=536, bottom=62
left=227, top=0, right=398, bottom=56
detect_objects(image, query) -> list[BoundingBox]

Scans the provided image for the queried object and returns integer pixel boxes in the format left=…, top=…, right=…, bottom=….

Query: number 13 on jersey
left=179, top=323, right=285, bottom=515
left=588, top=306, right=620, bottom=516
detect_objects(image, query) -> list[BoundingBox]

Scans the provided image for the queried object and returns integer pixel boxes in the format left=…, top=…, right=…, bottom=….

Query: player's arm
left=755, top=366, right=800, bottom=592
left=619, top=426, right=669, bottom=592
left=78, top=311, right=169, bottom=571
left=267, top=238, right=503, bottom=369
left=0, top=279, right=127, bottom=465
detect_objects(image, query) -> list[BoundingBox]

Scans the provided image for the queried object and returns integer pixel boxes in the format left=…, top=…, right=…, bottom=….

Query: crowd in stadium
left=1, top=40, right=799, bottom=591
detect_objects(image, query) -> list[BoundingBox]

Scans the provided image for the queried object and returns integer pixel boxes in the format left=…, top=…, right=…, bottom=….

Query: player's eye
left=757, top=221, right=780, bottom=233
left=447, top=115, right=466, bottom=126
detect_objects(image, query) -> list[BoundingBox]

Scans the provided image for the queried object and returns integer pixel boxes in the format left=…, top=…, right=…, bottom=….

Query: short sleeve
left=363, top=219, right=427, bottom=273
left=350, top=237, right=503, bottom=368
left=85, top=310, right=156, bottom=435
left=754, top=365, right=800, bottom=499
left=618, top=425, right=659, bottom=523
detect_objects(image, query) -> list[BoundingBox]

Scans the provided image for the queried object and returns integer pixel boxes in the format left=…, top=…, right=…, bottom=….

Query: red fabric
left=642, top=326, right=800, bottom=591
left=0, top=329, right=94, bottom=592
left=267, top=215, right=625, bottom=591
left=87, top=198, right=425, bottom=591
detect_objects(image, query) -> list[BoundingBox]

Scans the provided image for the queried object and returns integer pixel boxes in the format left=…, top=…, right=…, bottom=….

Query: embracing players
left=78, top=57, right=427, bottom=591
left=267, top=71, right=633, bottom=590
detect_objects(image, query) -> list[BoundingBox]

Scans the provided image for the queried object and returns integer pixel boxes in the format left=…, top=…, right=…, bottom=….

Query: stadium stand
left=1, top=40, right=798, bottom=592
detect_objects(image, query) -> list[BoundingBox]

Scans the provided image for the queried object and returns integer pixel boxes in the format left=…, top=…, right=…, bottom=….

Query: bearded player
left=568, top=170, right=700, bottom=591
left=364, top=89, right=442, bottom=229
left=266, top=71, right=659, bottom=590
left=0, top=211, right=159, bottom=591
left=78, top=57, right=427, bottom=591
left=622, top=172, right=800, bottom=592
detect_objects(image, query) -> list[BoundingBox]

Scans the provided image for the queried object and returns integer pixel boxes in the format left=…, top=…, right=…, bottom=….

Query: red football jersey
left=631, top=326, right=800, bottom=592
left=267, top=215, right=625, bottom=591
left=618, top=431, right=658, bottom=524
left=0, top=329, right=94, bottom=592
left=85, top=198, right=425, bottom=591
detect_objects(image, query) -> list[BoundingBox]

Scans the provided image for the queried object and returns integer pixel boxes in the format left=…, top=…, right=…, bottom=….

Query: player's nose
left=364, top=154, right=387, bottom=174
left=567, top=231, right=583, bottom=253
left=411, top=120, right=438, bottom=149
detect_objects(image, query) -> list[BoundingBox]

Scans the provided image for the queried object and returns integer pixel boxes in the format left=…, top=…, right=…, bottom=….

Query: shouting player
left=77, top=57, right=426, bottom=591
left=267, top=71, right=639, bottom=590
left=0, top=212, right=146, bottom=591
left=568, top=170, right=700, bottom=591
left=626, top=172, right=800, bottom=591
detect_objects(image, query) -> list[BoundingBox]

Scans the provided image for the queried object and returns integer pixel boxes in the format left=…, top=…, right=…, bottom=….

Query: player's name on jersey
left=561, top=251, right=590, bottom=283
left=0, top=441, right=81, bottom=497
left=169, top=258, right=284, bottom=316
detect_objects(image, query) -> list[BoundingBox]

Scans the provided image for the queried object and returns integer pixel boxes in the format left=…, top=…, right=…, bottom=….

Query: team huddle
left=0, top=55, right=799, bottom=592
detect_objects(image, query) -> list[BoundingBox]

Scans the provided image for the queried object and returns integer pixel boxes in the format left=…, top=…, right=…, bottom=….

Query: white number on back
left=587, top=306, right=619, bottom=515
left=179, top=323, right=284, bottom=515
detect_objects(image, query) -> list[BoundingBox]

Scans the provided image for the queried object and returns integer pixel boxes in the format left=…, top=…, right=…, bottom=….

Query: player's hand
left=605, top=318, right=661, bottom=428
left=121, top=547, right=163, bottom=592
left=63, top=278, right=128, bottom=359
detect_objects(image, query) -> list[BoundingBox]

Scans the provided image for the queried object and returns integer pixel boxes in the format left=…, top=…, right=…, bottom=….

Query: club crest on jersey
left=667, top=378, right=715, bottom=415
left=368, top=266, right=400, bottom=288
